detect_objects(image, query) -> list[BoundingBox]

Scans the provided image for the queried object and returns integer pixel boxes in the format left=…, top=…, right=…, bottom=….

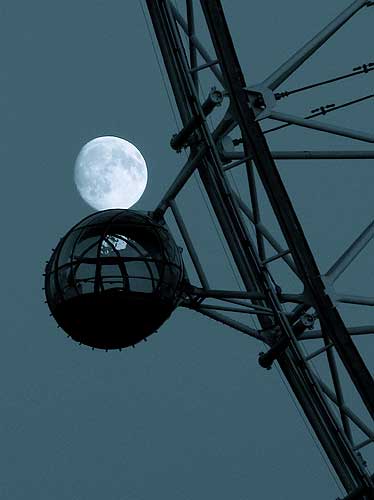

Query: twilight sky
left=1, top=1, right=373, bottom=499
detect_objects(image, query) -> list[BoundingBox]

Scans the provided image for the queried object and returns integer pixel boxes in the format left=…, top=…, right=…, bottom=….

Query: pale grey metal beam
left=325, top=220, right=374, bottom=283
left=354, top=438, right=374, bottom=451
left=270, top=111, right=374, bottom=143
left=194, top=287, right=306, bottom=306
left=300, top=325, right=374, bottom=340
left=337, top=294, right=374, bottom=306
left=262, top=0, right=368, bottom=91
left=222, top=150, right=374, bottom=161
left=191, top=287, right=266, bottom=300
left=280, top=293, right=308, bottom=304
left=197, top=303, right=274, bottom=316
left=218, top=296, right=278, bottom=313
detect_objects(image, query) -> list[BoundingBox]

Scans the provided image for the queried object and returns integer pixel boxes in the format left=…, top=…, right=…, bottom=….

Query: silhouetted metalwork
left=44, top=0, right=374, bottom=498
left=143, top=0, right=374, bottom=497
left=45, top=209, right=185, bottom=349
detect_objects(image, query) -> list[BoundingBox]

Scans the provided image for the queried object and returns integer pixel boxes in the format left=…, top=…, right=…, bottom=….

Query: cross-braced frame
left=143, top=0, right=374, bottom=498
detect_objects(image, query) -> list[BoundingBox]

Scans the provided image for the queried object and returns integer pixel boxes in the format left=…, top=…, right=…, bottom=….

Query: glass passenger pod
left=45, top=209, right=185, bottom=350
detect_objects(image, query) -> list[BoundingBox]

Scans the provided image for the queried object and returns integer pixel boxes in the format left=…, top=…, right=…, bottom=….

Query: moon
left=74, top=136, right=148, bottom=211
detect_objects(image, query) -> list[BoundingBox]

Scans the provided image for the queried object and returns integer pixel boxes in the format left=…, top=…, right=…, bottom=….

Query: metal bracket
left=258, top=335, right=290, bottom=369
left=245, top=83, right=277, bottom=120
left=170, top=87, right=224, bottom=151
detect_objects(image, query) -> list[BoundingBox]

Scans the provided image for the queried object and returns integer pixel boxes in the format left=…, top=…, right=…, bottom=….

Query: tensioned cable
left=275, top=63, right=374, bottom=100
left=138, top=0, right=180, bottom=130
left=263, top=92, right=374, bottom=135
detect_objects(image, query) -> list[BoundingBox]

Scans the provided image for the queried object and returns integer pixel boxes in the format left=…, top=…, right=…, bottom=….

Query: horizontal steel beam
left=337, top=294, right=374, bottom=306
left=197, top=303, right=274, bottom=316
left=222, top=150, right=374, bottom=161
left=300, top=325, right=374, bottom=340
left=191, top=287, right=266, bottom=300
left=270, top=111, right=374, bottom=143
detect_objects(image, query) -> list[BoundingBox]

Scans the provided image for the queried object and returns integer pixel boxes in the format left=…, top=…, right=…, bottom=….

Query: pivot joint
left=170, top=88, right=223, bottom=151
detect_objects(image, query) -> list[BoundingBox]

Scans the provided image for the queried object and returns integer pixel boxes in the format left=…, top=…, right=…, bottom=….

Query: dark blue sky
left=1, top=1, right=373, bottom=499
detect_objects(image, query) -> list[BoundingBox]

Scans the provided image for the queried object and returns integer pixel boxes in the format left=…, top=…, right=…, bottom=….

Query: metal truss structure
left=143, top=0, right=374, bottom=498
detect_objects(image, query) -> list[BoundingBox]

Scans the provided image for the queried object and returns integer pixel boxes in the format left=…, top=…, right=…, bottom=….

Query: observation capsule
left=44, top=209, right=185, bottom=349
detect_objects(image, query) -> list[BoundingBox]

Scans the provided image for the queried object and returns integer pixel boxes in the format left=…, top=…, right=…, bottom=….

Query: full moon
left=74, top=136, right=148, bottom=210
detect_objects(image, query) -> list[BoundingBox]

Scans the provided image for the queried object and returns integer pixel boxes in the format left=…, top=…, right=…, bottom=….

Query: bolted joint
left=170, top=88, right=223, bottom=151
left=258, top=336, right=290, bottom=369
left=203, top=87, right=224, bottom=113
left=292, top=313, right=315, bottom=337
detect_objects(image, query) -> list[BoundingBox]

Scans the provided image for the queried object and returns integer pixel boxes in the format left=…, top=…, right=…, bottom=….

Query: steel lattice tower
left=143, top=1, right=374, bottom=498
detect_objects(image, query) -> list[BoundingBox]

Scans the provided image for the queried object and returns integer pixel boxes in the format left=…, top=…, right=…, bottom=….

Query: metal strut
left=200, top=0, right=374, bottom=419
left=145, top=0, right=374, bottom=497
